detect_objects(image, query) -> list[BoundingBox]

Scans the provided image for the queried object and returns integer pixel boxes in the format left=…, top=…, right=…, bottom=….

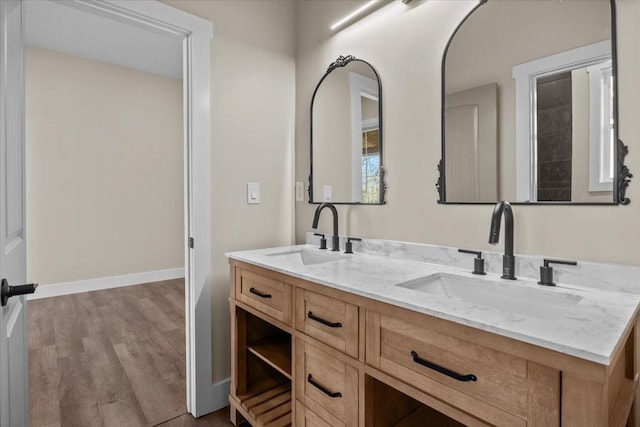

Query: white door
left=0, top=1, right=34, bottom=426
left=445, top=83, right=498, bottom=202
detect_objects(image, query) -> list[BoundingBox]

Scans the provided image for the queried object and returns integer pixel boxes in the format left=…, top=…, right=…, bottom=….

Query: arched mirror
left=309, top=55, right=385, bottom=204
left=439, top=0, right=631, bottom=205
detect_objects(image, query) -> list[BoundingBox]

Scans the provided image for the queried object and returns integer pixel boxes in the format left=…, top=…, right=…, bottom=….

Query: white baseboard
left=29, top=267, right=185, bottom=300
left=208, top=378, right=231, bottom=414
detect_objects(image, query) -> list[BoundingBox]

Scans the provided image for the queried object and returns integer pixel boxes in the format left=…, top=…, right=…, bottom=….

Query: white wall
left=161, top=0, right=296, bottom=383
left=26, top=46, right=184, bottom=285
left=295, top=0, right=640, bottom=267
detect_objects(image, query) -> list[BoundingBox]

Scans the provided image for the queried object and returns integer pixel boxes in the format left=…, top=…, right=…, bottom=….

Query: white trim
left=349, top=72, right=378, bottom=202
left=210, top=378, right=231, bottom=412
left=27, top=268, right=185, bottom=300
left=57, top=0, right=214, bottom=417
left=587, top=61, right=614, bottom=192
left=512, top=40, right=611, bottom=202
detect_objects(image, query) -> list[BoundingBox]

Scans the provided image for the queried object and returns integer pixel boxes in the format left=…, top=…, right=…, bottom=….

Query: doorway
left=22, top=0, right=214, bottom=421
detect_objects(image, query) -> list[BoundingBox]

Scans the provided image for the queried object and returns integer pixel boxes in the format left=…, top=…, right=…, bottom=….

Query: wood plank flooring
left=28, top=279, right=234, bottom=427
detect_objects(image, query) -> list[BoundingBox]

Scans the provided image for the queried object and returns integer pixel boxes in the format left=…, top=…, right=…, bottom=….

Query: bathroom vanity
left=227, top=239, right=640, bottom=426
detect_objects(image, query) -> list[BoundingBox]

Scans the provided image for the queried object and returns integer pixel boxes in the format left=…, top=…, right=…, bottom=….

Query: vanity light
left=330, top=0, right=379, bottom=30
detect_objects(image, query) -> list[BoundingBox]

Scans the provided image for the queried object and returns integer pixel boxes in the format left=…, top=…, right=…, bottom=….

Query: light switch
left=247, top=183, right=260, bottom=204
left=295, top=182, right=304, bottom=202
left=323, top=185, right=332, bottom=202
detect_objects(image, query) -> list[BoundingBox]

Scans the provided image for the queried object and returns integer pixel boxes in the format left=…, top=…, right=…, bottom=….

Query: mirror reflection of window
left=349, top=71, right=379, bottom=203
left=361, top=95, right=379, bottom=203
left=362, top=128, right=379, bottom=203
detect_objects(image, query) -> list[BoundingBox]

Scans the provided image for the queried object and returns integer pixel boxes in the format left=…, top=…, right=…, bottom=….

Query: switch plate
left=247, top=183, right=260, bottom=204
left=295, top=182, right=304, bottom=202
left=323, top=185, right=332, bottom=202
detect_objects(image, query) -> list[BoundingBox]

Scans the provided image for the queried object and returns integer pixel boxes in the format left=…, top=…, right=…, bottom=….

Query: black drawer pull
left=249, top=287, right=272, bottom=299
left=308, top=311, right=342, bottom=328
left=411, top=351, right=477, bottom=382
left=307, top=374, right=342, bottom=398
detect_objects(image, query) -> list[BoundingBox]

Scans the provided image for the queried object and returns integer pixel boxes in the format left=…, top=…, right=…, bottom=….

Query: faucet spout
left=312, top=203, right=340, bottom=251
left=488, top=201, right=516, bottom=279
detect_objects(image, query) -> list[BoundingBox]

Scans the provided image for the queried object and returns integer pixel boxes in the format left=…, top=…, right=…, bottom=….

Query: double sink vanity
left=226, top=0, right=638, bottom=425
left=227, top=227, right=640, bottom=426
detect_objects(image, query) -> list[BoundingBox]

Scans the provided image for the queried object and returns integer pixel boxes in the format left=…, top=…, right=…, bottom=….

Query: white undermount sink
left=396, top=273, right=583, bottom=319
left=266, top=247, right=344, bottom=266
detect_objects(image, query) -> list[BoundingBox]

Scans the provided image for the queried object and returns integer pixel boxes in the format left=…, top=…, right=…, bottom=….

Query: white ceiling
left=25, top=0, right=183, bottom=80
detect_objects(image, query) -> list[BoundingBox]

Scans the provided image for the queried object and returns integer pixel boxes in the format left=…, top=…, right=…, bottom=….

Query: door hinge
left=189, top=237, right=194, bottom=249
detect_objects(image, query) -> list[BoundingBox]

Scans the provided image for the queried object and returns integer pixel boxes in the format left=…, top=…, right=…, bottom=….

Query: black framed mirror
left=438, top=0, right=631, bottom=205
left=309, top=55, right=386, bottom=204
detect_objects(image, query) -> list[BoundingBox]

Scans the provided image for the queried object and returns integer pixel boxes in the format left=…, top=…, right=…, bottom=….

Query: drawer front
left=367, top=311, right=530, bottom=426
left=235, top=267, right=292, bottom=324
left=295, top=400, right=340, bottom=427
left=296, top=289, right=359, bottom=358
left=295, top=339, right=358, bottom=426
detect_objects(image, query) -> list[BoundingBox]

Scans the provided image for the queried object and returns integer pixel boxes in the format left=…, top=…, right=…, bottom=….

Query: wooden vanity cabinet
left=229, top=260, right=638, bottom=427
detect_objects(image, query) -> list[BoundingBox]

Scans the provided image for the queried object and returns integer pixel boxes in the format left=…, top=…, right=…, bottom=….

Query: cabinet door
left=295, top=339, right=358, bottom=426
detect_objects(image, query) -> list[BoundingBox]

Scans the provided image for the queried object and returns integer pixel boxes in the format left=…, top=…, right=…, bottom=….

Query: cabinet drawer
left=295, top=339, right=358, bottom=426
left=295, top=289, right=359, bottom=358
left=295, top=400, right=336, bottom=427
left=235, top=267, right=292, bottom=325
left=367, top=311, right=545, bottom=426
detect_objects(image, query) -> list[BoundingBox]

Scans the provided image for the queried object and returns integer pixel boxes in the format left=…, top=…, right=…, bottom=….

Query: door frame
left=58, top=0, right=215, bottom=416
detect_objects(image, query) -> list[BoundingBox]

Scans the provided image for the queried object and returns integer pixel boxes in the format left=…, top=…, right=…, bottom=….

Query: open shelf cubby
left=365, top=376, right=465, bottom=427
left=234, top=307, right=292, bottom=426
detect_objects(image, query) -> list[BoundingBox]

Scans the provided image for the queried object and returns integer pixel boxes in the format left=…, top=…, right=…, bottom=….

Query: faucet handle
left=345, top=237, right=361, bottom=254
left=458, top=249, right=486, bottom=275
left=539, top=258, right=577, bottom=286
left=314, top=233, right=327, bottom=250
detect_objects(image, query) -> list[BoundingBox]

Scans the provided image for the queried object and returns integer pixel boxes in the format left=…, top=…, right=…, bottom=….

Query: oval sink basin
left=396, top=273, right=582, bottom=319
left=266, top=247, right=344, bottom=266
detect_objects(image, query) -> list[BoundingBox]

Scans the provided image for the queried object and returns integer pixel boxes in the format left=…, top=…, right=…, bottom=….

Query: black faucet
left=539, top=258, right=577, bottom=286
left=312, top=203, right=340, bottom=251
left=488, top=201, right=516, bottom=280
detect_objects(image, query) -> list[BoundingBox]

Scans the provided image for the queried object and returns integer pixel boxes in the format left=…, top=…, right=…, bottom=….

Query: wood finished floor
left=28, top=279, right=234, bottom=427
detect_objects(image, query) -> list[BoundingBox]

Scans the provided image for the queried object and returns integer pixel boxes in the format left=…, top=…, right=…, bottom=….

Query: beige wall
left=161, top=0, right=296, bottom=383
left=313, top=66, right=353, bottom=201
left=26, top=46, right=184, bottom=285
left=295, top=0, right=640, bottom=267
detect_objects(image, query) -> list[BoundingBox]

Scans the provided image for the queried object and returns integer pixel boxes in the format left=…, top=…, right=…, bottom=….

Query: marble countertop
left=227, top=244, right=640, bottom=365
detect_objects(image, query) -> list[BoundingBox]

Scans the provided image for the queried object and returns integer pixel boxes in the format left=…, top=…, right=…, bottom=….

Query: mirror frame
left=309, top=55, right=386, bottom=205
left=437, top=0, right=632, bottom=205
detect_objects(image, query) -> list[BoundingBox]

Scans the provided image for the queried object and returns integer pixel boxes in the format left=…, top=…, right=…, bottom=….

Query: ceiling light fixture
left=330, top=0, right=379, bottom=30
